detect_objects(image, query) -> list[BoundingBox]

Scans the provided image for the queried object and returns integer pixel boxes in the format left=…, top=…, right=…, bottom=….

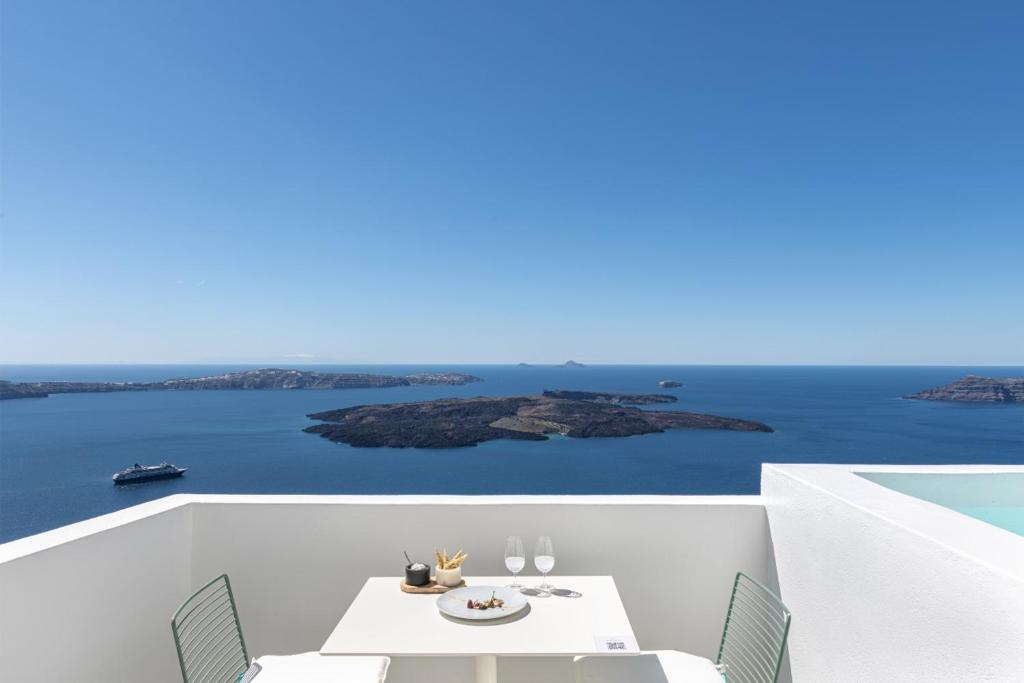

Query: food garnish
left=466, top=591, right=505, bottom=610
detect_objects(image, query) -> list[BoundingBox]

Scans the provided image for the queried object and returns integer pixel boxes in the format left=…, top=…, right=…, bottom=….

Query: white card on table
left=593, top=634, right=638, bottom=652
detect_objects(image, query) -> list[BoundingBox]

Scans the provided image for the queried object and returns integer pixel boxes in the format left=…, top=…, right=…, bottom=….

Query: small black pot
left=405, top=564, right=431, bottom=586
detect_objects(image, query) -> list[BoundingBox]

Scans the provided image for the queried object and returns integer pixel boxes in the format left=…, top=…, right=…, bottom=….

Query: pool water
left=953, top=506, right=1024, bottom=536
left=859, top=472, right=1024, bottom=537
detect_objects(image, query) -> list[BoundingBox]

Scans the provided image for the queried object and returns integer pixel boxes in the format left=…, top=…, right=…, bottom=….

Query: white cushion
left=574, top=650, right=722, bottom=683
left=254, top=652, right=390, bottom=682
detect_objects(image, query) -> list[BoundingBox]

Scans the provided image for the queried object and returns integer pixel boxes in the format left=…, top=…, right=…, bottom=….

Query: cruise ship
left=112, top=463, right=187, bottom=485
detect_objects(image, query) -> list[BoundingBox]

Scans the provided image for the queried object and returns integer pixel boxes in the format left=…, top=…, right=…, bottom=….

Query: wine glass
left=534, top=535, right=555, bottom=594
left=505, top=536, right=525, bottom=588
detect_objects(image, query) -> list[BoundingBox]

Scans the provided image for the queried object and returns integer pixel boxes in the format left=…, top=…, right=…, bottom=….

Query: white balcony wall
left=0, top=497, right=193, bottom=683
left=190, top=495, right=777, bottom=683
left=764, top=464, right=1024, bottom=683
left=0, top=494, right=776, bottom=683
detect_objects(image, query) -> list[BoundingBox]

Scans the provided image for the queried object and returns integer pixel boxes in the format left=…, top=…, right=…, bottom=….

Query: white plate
left=436, top=586, right=528, bottom=621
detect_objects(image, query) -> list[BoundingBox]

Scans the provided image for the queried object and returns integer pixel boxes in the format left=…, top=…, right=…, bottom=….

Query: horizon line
left=1, top=362, right=1022, bottom=368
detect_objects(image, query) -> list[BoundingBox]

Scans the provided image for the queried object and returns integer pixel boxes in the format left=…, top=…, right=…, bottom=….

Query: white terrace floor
left=2, top=464, right=1023, bottom=683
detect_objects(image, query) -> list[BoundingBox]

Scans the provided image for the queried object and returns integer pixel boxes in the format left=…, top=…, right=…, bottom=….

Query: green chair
left=574, top=572, right=791, bottom=683
left=172, top=574, right=390, bottom=683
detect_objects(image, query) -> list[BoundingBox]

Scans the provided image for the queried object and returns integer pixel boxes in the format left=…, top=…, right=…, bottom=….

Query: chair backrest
left=715, top=572, right=791, bottom=683
left=171, top=574, right=250, bottom=683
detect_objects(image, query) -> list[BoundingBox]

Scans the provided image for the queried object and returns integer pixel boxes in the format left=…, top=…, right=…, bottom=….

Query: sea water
left=2, top=364, right=1022, bottom=542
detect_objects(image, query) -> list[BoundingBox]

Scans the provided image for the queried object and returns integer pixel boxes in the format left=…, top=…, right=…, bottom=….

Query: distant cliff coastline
left=0, top=381, right=50, bottom=400
left=541, top=390, right=676, bottom=405
left=0, top=368, right=482, bottom=400
left=905, top=375, right=1024, bottom=403
left=305, top=390, right=773, bottom=448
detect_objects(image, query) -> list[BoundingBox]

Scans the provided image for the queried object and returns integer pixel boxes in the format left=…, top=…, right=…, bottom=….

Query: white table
left=320, top=576, right=639, bottom=683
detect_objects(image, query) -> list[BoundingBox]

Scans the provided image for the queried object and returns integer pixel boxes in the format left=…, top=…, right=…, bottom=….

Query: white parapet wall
left=763, top=464, right=1024, bottom=683
left=0, top=494, right=775, bottom=683
left=0, top=496, right=195, bottom=683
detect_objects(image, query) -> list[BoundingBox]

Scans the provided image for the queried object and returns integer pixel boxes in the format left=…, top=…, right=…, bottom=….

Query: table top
left=320, top=576, right=639, bottom=657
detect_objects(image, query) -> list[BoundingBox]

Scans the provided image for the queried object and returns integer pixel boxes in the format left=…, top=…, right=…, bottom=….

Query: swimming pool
left=858, top=472, right=1024, bottom=536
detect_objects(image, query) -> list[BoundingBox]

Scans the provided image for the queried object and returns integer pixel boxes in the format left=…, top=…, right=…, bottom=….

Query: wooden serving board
left=399, top=578, right=466, bottom=594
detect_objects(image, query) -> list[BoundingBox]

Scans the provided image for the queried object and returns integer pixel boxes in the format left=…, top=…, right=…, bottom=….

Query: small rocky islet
left=0, top=368, right=481, bottom=400
left=304, top=390, right=773, bottom=449
left=905, top=375, right=1024, bottom=403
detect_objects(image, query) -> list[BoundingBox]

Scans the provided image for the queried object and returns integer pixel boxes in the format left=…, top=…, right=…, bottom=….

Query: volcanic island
left=304, top=390, right=773, bottom=448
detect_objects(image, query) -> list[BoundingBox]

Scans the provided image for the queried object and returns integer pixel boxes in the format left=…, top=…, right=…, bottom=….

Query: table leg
left=475, top=654, right=497, bottom=683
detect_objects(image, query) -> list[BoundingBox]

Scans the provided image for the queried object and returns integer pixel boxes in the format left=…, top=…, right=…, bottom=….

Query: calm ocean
left=2, top=364, right=1022, bottom=542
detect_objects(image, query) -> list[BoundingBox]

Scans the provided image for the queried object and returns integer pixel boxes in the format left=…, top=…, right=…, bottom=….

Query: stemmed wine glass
left=534, top=535, right=555, bottom=594
left=505, top=536, right=525, bottom=588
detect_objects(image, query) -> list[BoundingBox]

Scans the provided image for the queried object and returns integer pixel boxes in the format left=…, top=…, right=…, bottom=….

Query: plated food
left=467, top=592, right=504, bottom=610
left=436, top=586, right=527, bottom=621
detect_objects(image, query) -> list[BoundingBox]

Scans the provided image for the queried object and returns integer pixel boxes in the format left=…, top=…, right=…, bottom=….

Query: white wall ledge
left=182, top=493, right=764, bottom=505
left=0, top=494, right=195, bottom=563
left=763, top=463, right=1024, bottom=581
left=763, top=463, right=1024, bottom=683
left=0, top=493, right=763, bottom=563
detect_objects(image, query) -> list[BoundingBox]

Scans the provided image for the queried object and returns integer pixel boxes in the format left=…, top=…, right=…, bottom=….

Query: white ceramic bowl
left=435, top=565, right=463, bottom=587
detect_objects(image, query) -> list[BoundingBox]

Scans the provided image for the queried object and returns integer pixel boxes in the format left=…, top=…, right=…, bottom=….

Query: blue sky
left=1, top=1, right=1022, bottom=364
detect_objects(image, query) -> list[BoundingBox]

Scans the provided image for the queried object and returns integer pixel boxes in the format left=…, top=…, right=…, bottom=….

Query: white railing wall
left=0, top=497, right=194, bottom=683
left=0, top=495, right=776, bottom=683
left=190, top=496, right=776, bottom=683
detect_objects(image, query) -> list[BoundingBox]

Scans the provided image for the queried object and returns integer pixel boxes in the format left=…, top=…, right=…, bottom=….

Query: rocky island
left=541, top=390, right=677, bottom=404
left=0, top=368, right=482, bottom=400
left=304, top=391, right=773, bottom=448
left=0, top=381, right=50, bottom=400
left=905, top=375, right=1024, bottom=403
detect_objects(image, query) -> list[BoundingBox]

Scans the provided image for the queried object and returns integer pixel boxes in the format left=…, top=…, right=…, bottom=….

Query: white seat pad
left=254, top=652, right=390, bottom=682
left=574, top=649, right=722, bottom=683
